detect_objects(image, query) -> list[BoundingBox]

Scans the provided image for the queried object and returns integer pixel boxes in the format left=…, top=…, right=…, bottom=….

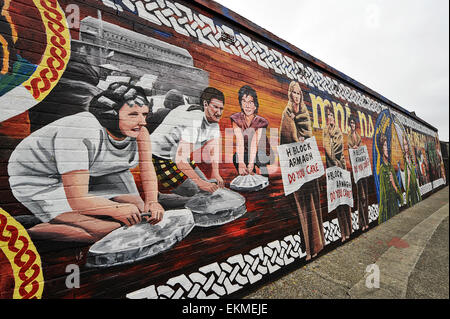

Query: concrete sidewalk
left=244, top=187, right=449, bottom=299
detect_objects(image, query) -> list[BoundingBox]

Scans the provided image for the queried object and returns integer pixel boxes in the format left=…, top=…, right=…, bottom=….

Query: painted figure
left=149, top=87, right=225, bottom=199
left=323, top=106, right=346, bottom=169
left=401, top=134, right=421, bottom=207
left=280, top=81, right=325, bottom=260
left=436, top=141, right=446, bottom=184
left=348, top=115, right=370, bottom=231
left=396, top=161, right=404, bottom=192
left=231, top=85, right=274, bottom=177
left=408, top=130, right=423, bottom=185
left=427, top=138, right=440, bottom=182
left=8, top=83, right=164, bottom=243
left=377, top=134, right=403, bottom=223
left=419, top=150, right=430, bottom=184
left=323, top=104, right=352, bottom=242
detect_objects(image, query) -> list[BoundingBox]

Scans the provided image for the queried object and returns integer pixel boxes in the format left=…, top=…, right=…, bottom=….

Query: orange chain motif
left=0, top=209, right=44, bottom=299
left=22, top=0, right=71, bottom=101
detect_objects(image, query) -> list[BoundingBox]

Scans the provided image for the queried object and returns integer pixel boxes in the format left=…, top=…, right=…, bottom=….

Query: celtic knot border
left=0, top=209, right=44, bottom=299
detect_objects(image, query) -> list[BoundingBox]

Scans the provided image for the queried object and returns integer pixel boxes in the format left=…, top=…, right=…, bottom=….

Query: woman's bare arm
left=62, top=170, right=142, bottom=226
left=208, top=137, right=224, bottom=187
left=248, top=128, right=262, bottom=174
left=233, top=122, right=248, bottom=175
left=137, top=127, right=164, bottom=223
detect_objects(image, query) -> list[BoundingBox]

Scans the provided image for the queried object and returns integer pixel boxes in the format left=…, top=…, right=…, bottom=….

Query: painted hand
left=113, top=203, right=142, bottom=227
left=144, top=202, right=165, bottom=225
left=214, top=174, right=225, bottom=188
left=197, top=180, right=219, bottom=193
left=239, top=162, right=248, bottom=176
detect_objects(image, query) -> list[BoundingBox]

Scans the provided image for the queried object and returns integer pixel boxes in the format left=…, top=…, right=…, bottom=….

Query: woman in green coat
left=378, top=134, right=403, bottom=223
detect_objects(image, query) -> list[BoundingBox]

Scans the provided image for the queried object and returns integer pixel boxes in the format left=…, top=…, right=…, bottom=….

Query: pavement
left=243, top=186, right=449, bottom=299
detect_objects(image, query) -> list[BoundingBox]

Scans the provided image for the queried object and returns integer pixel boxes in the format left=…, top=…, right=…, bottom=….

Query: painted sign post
left=278, top=136, right=325, bottom=196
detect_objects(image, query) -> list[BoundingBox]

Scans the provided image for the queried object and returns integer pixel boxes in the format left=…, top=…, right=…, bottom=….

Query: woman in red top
left=230, top=85, right=274, bottom=177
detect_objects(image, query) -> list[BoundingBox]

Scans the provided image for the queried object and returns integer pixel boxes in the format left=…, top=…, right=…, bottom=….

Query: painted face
left=383, top=140, right=389, bottom=159
left=241, top=94, right=256, bottom=116
left=327, top=109, right=335, bottom=127
left=350, top=119, right=356, bottom=132
left=118, top=103, right=149, bottom=138
left=204, top=98, right=224, bottom=123
left=403, top=136, right=409, bottom=154
left=291, top=84, right=301, bottom=105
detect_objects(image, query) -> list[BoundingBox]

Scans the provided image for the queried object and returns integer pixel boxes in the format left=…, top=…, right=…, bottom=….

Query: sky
left=214, top=0, right=450, bottom=141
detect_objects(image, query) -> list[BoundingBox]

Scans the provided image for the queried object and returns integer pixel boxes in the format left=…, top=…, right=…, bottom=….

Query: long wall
left=0, top=0, right=446, bottom=299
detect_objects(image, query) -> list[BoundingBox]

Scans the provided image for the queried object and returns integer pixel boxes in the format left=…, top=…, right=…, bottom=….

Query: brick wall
left=0, top=0, right=446, bottom=299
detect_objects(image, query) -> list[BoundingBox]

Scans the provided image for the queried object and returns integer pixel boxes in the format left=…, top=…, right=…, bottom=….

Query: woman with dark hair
left=230, top=85, right=274, bottom=176
left=323, top=105, right=352, bottom=242
left=279, top=81, right=325, bottom=261
left=348, top=115, right=370, bottom=231
left=149, top=86, right=225, bottom=198
left=8, top=82, right=164, bottom=243
left=323, top=106, right=346, bottom=169
left=348, top=115, right=361, bottom=148
left=377, top=133, right=403, bottom=223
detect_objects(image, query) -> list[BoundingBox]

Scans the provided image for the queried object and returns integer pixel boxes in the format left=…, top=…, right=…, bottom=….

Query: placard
left=278, top=136, right=325, bottom=196
left=349, top=145, right=372, bottom=183
left=326, top=166, right=354, bottom=212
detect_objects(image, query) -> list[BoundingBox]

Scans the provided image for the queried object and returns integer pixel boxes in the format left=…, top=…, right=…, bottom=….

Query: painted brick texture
left=0, top=0, right=446, bottom=299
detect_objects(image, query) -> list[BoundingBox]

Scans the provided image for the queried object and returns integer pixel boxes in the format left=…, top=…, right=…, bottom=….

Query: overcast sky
left=215, top=0, right=449, bottom=141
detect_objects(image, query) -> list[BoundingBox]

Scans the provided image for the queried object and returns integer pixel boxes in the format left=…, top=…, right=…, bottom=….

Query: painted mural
left=0, top=0, right=446, bottom=299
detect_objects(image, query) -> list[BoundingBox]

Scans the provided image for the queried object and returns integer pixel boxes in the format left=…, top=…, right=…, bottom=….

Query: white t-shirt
left=8, top=112, right=139, bottom=221
left=150, top=105, right=221, bottom=160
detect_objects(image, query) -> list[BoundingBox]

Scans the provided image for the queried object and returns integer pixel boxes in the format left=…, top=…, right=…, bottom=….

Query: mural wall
left=0, top=0, right=446, bottom=299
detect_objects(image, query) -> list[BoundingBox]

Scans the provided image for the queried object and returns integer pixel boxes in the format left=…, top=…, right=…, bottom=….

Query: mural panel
left=0, top=0, right=446, bottom=299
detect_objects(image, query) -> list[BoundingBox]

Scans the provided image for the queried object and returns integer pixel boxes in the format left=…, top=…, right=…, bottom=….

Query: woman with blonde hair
left=280, top=81, right=312, bottom=144
left=279, top=81, right=325, bottom=261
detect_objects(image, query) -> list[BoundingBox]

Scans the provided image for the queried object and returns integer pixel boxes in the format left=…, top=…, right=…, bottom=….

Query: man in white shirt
left=150, top=87, right=225, bottom=197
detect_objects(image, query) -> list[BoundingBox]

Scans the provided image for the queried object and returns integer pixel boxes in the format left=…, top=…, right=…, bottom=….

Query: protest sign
left=348, top=145, right=372, bottom=183
left=277, top=136, right=325, bottom=196
left=326, top=166, right=354, bottom=212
